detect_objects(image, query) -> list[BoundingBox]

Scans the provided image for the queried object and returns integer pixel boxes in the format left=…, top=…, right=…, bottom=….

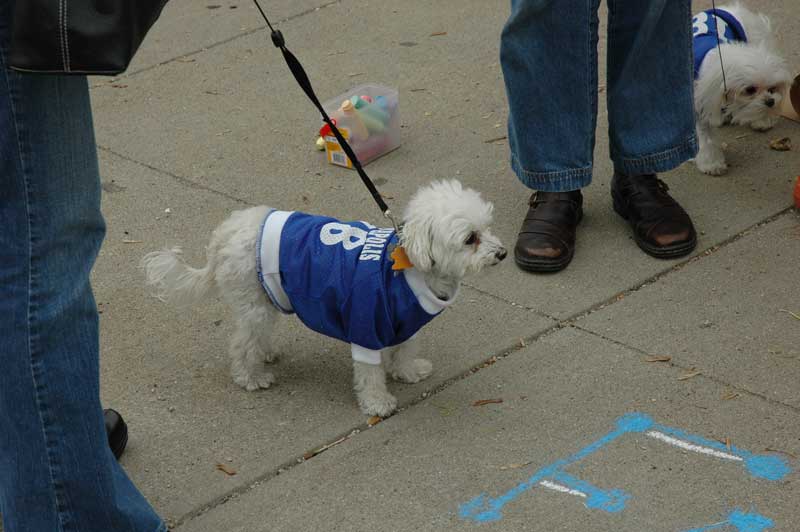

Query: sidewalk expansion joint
left=461, top=281, right=556, bottom=321
left=574, top=324, right=800, bottom=415
left=98, top=145, right=255, bottom=206
left=91, top=0, right=342, bottom=87
left=558, top=207, right=796, bottom=327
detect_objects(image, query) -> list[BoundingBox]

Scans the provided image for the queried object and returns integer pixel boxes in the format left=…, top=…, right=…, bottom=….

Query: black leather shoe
left=611, top=173, right=696, bottom=258
left=104, top=408, right=129, bottom=460
left=514, top=190, right=583, bottom=272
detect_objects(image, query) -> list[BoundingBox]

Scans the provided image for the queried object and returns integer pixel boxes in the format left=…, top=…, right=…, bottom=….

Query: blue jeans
left=0, top=3, right=165, bottom=531
left=501, top=0, right=698, bottom=192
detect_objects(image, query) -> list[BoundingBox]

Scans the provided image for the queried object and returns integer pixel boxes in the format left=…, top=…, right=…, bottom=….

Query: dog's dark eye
left=744, top=86, right=758, bottom=95
left=464, top=232, right=478, bottom=246
left=768, top=86, right=777, bottom=94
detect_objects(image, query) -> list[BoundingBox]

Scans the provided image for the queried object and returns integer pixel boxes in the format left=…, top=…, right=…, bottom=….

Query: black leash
left=250, top=0, right=400, bottom=233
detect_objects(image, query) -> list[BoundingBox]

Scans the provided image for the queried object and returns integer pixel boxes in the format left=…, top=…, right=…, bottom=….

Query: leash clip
left=384, top=209, right=401, bottom=238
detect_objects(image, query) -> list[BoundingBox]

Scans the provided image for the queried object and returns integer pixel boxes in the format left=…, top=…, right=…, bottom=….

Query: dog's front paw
left=750, top=116, right=777, bottom=132
left=695, top=147, right=728, bottom=175
left=391, top=358, right=433, bottom=384
left=358, top=390, right=398, bottom=417
left=234, top=370, right=276, bottom=391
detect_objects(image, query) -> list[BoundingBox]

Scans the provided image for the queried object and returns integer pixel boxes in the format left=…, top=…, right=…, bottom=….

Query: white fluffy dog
left=693, top=3, right=792, bottom=175
left=141, top=180, right=506, bottom=416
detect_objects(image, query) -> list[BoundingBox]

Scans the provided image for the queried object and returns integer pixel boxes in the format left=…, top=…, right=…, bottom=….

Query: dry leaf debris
left=769, top=137, right=792, bottom=151
left=215, top=463, right=236, bottom=476
left=472, top=399, right=503, bottom=407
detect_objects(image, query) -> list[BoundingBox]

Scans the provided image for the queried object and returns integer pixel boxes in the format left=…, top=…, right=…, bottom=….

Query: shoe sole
left=612, top=196, right=697, bottom=259
left=514, top=208, right=582, bottom=273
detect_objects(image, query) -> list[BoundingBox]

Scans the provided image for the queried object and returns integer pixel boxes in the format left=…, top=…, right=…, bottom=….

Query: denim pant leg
left=0, top=10, right=165, bottom=532
left=606, top=0, right=698, bottom=175
left=500, top=0, right=601, bottom=192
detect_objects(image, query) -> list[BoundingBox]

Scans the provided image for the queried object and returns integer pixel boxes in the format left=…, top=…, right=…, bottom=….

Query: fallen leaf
left=110, top=83, right=128, bottom=89
left=177, top=57, right=196, bottom=63
left=347, top=72, right=366, bottom=77
left=484, top=135, right=507, bottom=144
left=735, top=133, right=750, bottom=139
left=122, top=239, right=143, bottom=244
left=769, top=137, right=792, bottom=151
left=645, top=355, right=672, bottom=363
left=409, top=88, right=427, bottom=92
left=215, top=463, right=236, bottom=476
left=430, top=31, right=447, bottom=37
left=721, top=390, right=740, bottom=400
left=472, top=398, right=503, bottom=407
left=367, top=416, right=382, bottom=426
left=499, top=461, right=532, bottom=471
left=519, top=338, right=526, bottom=348
left=677, top=370, right=702, bottom=381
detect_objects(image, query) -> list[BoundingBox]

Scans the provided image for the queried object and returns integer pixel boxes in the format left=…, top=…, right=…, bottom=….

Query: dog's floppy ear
left=399, top=218, right=434, bottom=272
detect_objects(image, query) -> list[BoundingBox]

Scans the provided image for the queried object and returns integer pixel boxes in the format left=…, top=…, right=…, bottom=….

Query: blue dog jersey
left=693, top=9, right=747, bottom=78
left=256, top=210, right=454, bottom=364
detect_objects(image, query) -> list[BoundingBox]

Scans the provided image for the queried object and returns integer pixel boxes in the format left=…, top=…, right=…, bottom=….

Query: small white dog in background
left=693, top=3, right=792, bottom=175
left=142, top=180, right=506, bottom=416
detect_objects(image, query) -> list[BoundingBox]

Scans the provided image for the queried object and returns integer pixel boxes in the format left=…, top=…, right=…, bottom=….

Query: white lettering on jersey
left=320, top=223, right=368, bottom=250
left=319, top=223, right=394, bottom=260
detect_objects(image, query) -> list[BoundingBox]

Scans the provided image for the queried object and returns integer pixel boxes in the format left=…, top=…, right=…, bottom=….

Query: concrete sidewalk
left=49, top=0, right=800, bottom=530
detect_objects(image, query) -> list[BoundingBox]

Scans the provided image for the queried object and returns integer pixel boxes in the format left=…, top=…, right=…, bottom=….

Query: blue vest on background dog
left=692, top=9, right=747, bottom=78
left=256, top=210, right=453, bottom=365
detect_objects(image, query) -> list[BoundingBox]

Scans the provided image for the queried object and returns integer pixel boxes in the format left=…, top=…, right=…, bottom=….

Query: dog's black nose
left=495, top=248, right=507, bottom=261
left=765, top=98, right=775, bottom=108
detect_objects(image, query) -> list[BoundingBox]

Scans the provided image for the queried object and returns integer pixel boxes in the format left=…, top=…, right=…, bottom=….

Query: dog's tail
left=141, top=247, right=216, bottom=307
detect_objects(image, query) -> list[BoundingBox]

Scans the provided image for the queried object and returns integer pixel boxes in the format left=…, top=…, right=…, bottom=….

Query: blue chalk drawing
left=549, top=471, right=629, bottom=513
left=683, top=509, right=774, bottom=532
left=458, top=412, right=791, bottom=525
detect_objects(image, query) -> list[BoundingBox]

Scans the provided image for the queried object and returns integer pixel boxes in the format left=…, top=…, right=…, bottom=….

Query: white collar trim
left=402, top=268, right=458, bottom=315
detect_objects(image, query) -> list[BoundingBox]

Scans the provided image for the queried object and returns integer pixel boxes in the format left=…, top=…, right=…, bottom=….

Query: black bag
left=9, top=0, right=169, bottom=75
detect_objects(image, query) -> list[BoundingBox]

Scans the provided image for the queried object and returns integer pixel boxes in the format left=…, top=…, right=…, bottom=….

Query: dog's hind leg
left=387, top=335, right=433, bottom=384
left=227, top=297, right=280, bottom=391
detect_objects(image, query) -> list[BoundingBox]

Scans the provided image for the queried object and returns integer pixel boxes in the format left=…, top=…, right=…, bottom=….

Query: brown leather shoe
left=514, top=190, right=583, bottom=273
left=611, top=173, right=696, bottom=258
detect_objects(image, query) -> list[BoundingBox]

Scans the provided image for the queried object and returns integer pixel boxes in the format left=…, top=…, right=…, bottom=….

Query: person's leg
left=500, top=0, right=600, bottom=271
left=0, top=6, right=165, bottom=532
left=606, top=0, right=698, bottom=258
left=501, top=0, right=600, bottom=191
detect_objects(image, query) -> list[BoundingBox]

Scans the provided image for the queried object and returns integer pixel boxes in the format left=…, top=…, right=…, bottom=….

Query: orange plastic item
left=794, top=176, right=800, bottom=209
left=390, top=246, right=413, bottom=271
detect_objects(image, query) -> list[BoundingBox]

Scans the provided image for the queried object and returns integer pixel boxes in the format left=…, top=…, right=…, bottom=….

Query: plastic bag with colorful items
left=315, top=84, right=400, bottom=168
